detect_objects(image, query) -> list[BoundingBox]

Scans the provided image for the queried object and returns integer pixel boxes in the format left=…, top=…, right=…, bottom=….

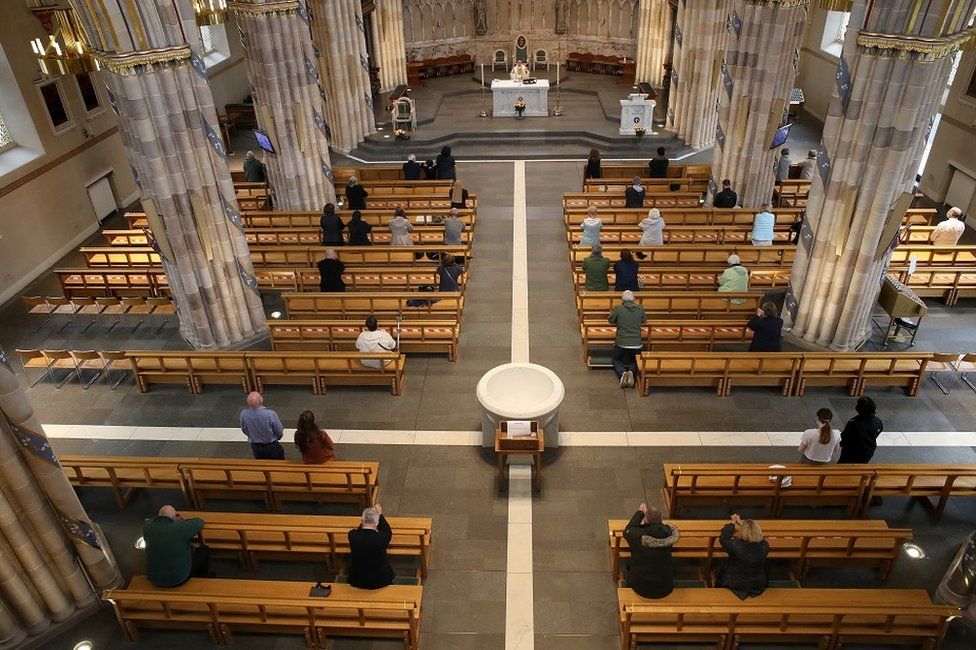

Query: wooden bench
left=343, top=180, right=454, bottom=195
left=571, top=266, right=792, bottom=292
left=179, top=458, right=380, bottom=510
left=617, top=587, right=956, bottom=650
left=105, top=577, right=421, bottom=648
left=773, top=178, right=812, bottom=207
left=890, top=244, right=976, bottom=266
left=593, top=163, right=712, bottom=180
left=608, top=519, right=913, bottom=582
left=333, top=165, right=405, bottom=183
left=639, top=352, right=802, bottom=397
left=890, top=265, right=976, bottom=305
left=269, top=319, right=460, bottom=361
left=81, top=247, right=159, bottom=268
left=335, top=192, right=477, bottom=210
left=182, top=510, right=432, bottom=576
left=249, top=245, right=470, bottom=268
left=125, top=208, right=478, bottom=230
left=583, top=178, right=709, bottom=194
left=104, top=227, right=473, bottom=248
left=283, top=291, right=463, bottom=322
left=55, top=268, right=169, bottom=298
left=563, top=191, right=703, bottom=209
left=254, top=267, right=466, bottom=293
left=60, top=455, right=190, bottom=507
left=866, top=464, right=976, bottom=520
left=127, top=351, right=250, bottom=394
left=569, top=244, right=796, bottom=267
left=795, top=352, right=931, bottom=396
left=562, top=206, right=933, bottom=228
left=565, top=224, right=794, bottom=246
left=582, top=321, right=752, bottom=365
left=578, top=292, right=764, bottom=322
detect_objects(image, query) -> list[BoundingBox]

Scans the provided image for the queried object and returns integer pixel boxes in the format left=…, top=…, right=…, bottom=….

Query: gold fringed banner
left=816, top=0, right=853, bottom=11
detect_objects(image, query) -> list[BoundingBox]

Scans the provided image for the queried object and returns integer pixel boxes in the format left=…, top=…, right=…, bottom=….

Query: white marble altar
left=619, top=93, right=656, bottom=135
left=492, top=79, right=549, bottom=117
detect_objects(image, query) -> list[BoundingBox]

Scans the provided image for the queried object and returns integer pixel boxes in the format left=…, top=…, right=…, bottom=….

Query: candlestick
left=479, top=62, right=488, bottom=118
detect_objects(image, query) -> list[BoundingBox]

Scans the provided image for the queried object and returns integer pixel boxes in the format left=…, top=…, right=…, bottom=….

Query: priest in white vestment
left=510, top=60, right=530, bottom=82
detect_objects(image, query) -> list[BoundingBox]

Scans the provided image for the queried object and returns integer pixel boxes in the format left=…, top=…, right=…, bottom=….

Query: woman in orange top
left=294, top=411, right=335, bottom=464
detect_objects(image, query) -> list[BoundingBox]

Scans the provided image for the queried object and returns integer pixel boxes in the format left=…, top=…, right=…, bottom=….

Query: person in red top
left=294, top=410, right=335, bottom=464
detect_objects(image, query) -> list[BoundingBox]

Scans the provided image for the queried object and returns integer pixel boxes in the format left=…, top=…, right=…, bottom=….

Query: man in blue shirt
left=239, top=391, right=285, bottom=460
left=751, top=204, right=776, bottom=246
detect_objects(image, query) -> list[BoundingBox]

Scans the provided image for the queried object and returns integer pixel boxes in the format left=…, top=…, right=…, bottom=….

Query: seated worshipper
left=345, top=176, right=368, bottom=210
left=947, top=205, right=966, bottom=223
left=510, top=59, right=530, bottom=82
left=582, top=244, right=612, bottom=291
left=747, top=302, right=783, bottom=352
left=403, top=154, right=422, bottom=181
left=789, top=213, right=804, bottom=244
left=648, top=147, right=669, bottom=179
left=775, top=148, right=792, bottom=183
left=609, top=290, right=646, bottom=388
left=317, top=250, right=346, bottom=292
left=713, top=179, right=738, bottom=208
left=717, top=254, right=749, bottom=303
left=625, top=177, right=646, bottom=208
left=798, top=408, right=840, bottom=465
left=294, top=410, right=336, bottom=464
left=321, top=203, right=345, bottom=246
left=348, top=504, right=395, bottom=590
left=623, top=504, right=680, bottom=599
left=639, top=208, right=665, bottom=246
left=355, top=316, right=398, bottom=368
left=716, top=515, right=769, bottom=600
left=443, top=208, right=466, bottom=246
left=422, top=158, right=438, bottom=180
left=838, top=396, right=883, bottom=464
left=240, top=391, right=285, bottom=459
left=144, top=505, right=209, bottom=587
left=389, top=207, right=415, bottom=246
left=347, top=210, right=372, bottom=245
left=585, top=148, right=602, bottom=180
left=437, top=254, right=463, bottom=292
left=799, top=149, right=818, bottom=180
left=930, top=208, right=966, bottom=246
left=751, top=204, right=776, bottom=245
left=436, top=146, right=457, bottom=180
left=449, top=180, right=469, bottom=210
left=613, top=250, right=640, bottom=292
left=580, top=207, right=603, bottom=247
left=242, top=150, right=266, bottom=183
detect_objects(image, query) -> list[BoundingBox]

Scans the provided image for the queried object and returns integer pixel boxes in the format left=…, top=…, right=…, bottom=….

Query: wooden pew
left=583, top=178, right=710, bottom=194
left=105, top=577, right=421, bottom=648
left=335, top=192, right=477, bottom=210
left=617, top=588, right=957, bottom=650
left=254, top=267, right=466, bottom=293
left=56, top=268, right=169, bottom=298
left=569, top=244, right=796, bottom=267
left=81, top=247, right=159, bottom=268
left=563, top=191, right=703, bottom=209
left=773, top=178, right=812, bottom=207
left=126, top=351, right=250, bottom=394
left=60, top=455, right=190, bottom=507
left=866, top=465, right=976, bottom=520
left=333, top=165, right=405, bottom=183
left=582, top=321, right=753, bottom=365
left=340, top=179, right=454, bottom=195
left=104, top=227, right=473, bottom=248
left=250, top=245, right=470, bottom=268
left=125, top=208, right=478, bottom=230
left=607, top=519, right=913, bottom=582
left=639, top=351, right=802, bottom=397
left=595, top=163, right=712, bottom=180
left=795, top=352, right=932, bottom=396
left=562, top=206, right=933, bottom=227
left=889, top=266, right=976, bottom=305
left=247, top=351, right=405, bottom=395
left=269, top=319, right=460, bottom=361
left=283, top=291, right=463, bottom=322
left=577, top=292, right=763, bottom=322
left=565, top=224, right=794, bottom=246
left=571, top=266, right=791, bottom=292
left=890, top=244, right=976, bottom=266
left=181, top=510, right=432, bottom=576
left=179, top=458, right=380, bottom=510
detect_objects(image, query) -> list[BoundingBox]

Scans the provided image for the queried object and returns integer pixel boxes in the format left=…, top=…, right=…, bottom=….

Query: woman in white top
left=580, top=206, right=603, bottom=247
left=639, top=208, right=665, bottom=246
left=798, top=408, right=841, bottom=464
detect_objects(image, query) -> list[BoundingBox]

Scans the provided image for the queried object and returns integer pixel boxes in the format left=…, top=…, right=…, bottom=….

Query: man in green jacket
left=143, top=505, right=209, bottom=587
left=582, top=244, right=612, bottom=291
left=608, top=290, right=647, bottom=388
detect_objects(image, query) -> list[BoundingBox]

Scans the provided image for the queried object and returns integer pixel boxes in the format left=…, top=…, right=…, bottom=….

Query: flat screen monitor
left=769, top=123, right=793, bottom=151
left=254, top=130, right=275, bottom=154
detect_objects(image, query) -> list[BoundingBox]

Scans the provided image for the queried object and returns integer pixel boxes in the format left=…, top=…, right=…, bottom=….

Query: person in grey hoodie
left=623, top=504, right=680, bottom=599
left=608, top=290, right=646, bottom=388
left=639, top=208, right=665, bottom=246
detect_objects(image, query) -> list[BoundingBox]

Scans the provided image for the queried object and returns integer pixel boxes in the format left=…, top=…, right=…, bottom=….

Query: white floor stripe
left=511, top=160, right=530, bottom=364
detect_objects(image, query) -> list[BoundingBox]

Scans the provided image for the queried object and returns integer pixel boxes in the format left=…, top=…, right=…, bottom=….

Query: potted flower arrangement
left=514, top=99, right=526, bottom=119
left=634, top=126, right=646, bottom=140
left=394, top=129, right=410, bottom=141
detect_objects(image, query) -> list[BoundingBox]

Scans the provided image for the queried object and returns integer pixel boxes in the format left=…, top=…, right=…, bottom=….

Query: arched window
left=820, top=11, right=851, bottom=58
left=0, top=39, right=44, bottom=176
left=0, top=113, right=12, bottom=152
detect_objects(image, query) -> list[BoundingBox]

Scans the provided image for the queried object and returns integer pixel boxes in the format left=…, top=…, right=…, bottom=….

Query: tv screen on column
left=254, top=130, right=275, bottom=154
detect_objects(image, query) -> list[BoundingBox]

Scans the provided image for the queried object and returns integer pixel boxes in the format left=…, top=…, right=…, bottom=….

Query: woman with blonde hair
left=716, top=514, right=769, bottom=599
left=449, top=180, right=469, bottom=210
left=798, top=407, right=840, bottom=464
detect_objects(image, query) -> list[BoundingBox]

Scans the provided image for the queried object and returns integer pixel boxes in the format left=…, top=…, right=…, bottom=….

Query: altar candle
left=480, top=63, right=485, bottom=87
left=556, top=61, right=560, bottom=86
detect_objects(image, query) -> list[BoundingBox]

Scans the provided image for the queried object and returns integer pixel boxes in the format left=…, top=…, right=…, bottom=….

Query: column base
left=185, top=327, right=271, bottom=352
left=782, top=328, right=871, bottom=353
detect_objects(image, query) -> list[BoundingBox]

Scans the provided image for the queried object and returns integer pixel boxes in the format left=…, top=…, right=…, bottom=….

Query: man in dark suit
left=403, top=154, right=422, bottom=181
left=648, top=147, right=669, bottom=178
left=347, top=505, right=395, bottom=589
left=713, top=179, right=738, bottom=208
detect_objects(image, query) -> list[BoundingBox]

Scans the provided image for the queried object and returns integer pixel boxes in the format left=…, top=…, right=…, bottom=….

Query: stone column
left=711, top=0, right=809, bottom=208
left=787, top=0, right=976, bottom=350
left=232, top=0, right=337, bottom=209
left=0, top=351, right=121, bottom=643
left=372, top=0, right=408, bottom=92
left=70, top=0, right=268, bottom=350
left=635, top=0, right=674, bottom=87
left=308, top=0, right=376, bottom=152
left=668, top=0, right=731, bottom=149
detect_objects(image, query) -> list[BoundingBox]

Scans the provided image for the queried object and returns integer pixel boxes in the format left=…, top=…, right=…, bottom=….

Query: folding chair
left=99, top=350, right=132, bottom=390
left=146, top=297, right=176, bottom=334
left=47, top=297, right=79, bottom=333
left=927, top=353, right=961, bottom=394
left=72, top=297, right=105, bottom=333
left=16, top=349, right=50, bottom=387
left=955, top=353, right=976, bottom=393
left=121, top=297, right=152, bottom=331
left=41, top=349, right=76, bottom=388
left=21, top=297, right=55, bottom=331
left=70, top=350, right=104, bottom=389
left=95, top=297, right=128, bottom=332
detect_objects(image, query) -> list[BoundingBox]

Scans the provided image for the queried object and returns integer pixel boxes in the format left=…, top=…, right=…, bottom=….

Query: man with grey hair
left=403, top=153, right=422, bottom=180
left=799, top=148, right=818, bottom=180
left=623, top=502, right=679, bottom=598
left=143, top=505, right=209, bottom=587
left=239, top=391, right=285, bottom=460
left=443, top=208, right=466, bottom=246
left=582, top=244, right=612, bottom=291
left=347, top=503, right=395, bottom=589
left=242, top=150, right=266, bottom=183
left=608, top=290, right=646, bottom=388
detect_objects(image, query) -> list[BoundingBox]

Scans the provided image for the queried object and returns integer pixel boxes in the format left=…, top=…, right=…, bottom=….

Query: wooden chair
left=47, top=296, right=78, bottom=333
left=41, top=349, right=77, bottom=389
left=956, top=353, right=976, bottom=392
left=99, top=350, right=132, bottom=390
left=120, top=297, right=152, bottom=331
left=70, top=350, right=105, bottom=389
left=16, top=349, right=51, bottom=387
left=21, top=296, right=55, bottom=331
left=95, top=297, right=128, bottom=330
left=71, top=297, right=105, bottom=332
left=927, top=353, right=962, bottom=394
left=146, top=297, right=175, bottom=334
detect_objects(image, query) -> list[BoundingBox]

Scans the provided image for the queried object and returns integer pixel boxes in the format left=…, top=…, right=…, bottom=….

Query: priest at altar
left=510, top=60, right=530, bottom=82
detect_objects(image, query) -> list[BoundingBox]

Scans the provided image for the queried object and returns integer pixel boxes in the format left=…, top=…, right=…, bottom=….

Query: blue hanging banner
left=816, top=140, right=832, bottom=187
left=236, top=260, right=260, bottom=296
left=715, top=98, right=721, bottom=113
left=364, top=93, right=373, bottom=109
left=360, top=53, right=369, bottom=73
left=218, top=193, right=244, bottom=233
left=799, top=217, right=815, bottom=251
left=784, top=284, right=799, bottom=321
left=707, top=178, right=718, bottom=197
left=141, top=227, right=168, bottom=264
left=58, top=513, right=103, bottom=550
left=106, top=87, right=119, bottom=116
left=297, top=1, right=310, bottom=23
left=716, top=122, right=726, bottom=150
left=835, top=54, right=852, bottom=113
left=355, top=13, right=366, bottom=34
left=0, top=347, right=10, bottom=371
left=268, top=182, right=278, bottom=207
left=200, top=115, right=227, bottom=160
left=312, top=108, right=328, bottom=137
left=667, top=106, right=674, bottom=124
left=721, top=60, right=734, bottom=100
left=674, top=24, right=682, bottom=46
left=2, top=409, right=60, bottom=467
left=189, top=51, right=208, bottom=79
left=304, top=55, right=319, bottom=82
left=730, top=10, right=742, bottom=37
left=320, top=158, right=334, bottom=184
left=131, top=165, right=141, bottom=189
left=671, top=70, right=678, bottom=86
